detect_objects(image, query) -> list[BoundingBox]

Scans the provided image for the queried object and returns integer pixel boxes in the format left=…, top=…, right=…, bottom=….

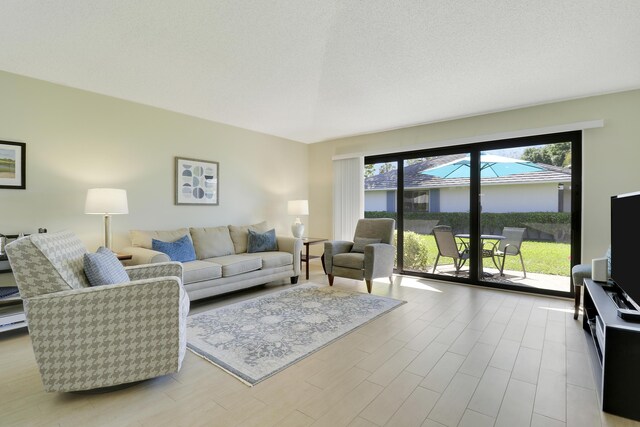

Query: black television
left=611, top=191, right=640, bottom=315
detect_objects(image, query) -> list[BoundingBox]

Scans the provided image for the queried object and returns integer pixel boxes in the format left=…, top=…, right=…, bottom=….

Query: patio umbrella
left=420, top=154, right=545, bottom=178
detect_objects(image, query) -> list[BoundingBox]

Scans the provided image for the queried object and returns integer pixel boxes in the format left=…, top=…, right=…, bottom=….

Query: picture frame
left=175, top=157, right=219, bottom=205
left=0, top=141, right=26, bottom=190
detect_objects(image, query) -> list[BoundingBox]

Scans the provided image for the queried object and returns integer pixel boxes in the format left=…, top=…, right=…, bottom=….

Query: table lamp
left=85, top=188, right=129, bottom=250
left=287, top=199, right=308, bottom=238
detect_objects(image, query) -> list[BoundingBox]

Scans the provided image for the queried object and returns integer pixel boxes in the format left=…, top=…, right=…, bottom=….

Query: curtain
left=332, top=157, right=364, bottom=240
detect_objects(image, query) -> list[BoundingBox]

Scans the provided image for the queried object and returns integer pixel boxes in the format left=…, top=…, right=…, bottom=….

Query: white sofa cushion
left=258, top=251, right=293, bottom=269
left=182, top=260, right=222, bottom=284
left=130, top=228, right=191, bottom=249
left=228, top=221, right=269, bottom=254
left=204, top=254, right=261, bottom=277
left=190, top=226, right=235, bottom=259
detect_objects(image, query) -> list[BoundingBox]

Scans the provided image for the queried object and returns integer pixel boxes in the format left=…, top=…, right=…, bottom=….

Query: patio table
left=455, top=234, right=505, bottom=277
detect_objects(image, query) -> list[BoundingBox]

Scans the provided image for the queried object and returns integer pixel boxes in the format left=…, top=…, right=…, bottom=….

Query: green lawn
left=398, top=232, right=570, bottom=276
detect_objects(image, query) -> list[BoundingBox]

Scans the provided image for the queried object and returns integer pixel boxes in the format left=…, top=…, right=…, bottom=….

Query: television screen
left=611, top=192, right=640, bottom=309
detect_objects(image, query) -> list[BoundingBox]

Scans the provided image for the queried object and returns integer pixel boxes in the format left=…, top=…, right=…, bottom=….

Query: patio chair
left=432, top=225, right=469, bottom=275
left=491, top=227, right=526, bottom=278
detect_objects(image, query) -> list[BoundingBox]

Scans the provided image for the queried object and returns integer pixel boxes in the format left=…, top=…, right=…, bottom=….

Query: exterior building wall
left=367, top=182, right=568, bottom=213
left=365, top=190, right=389, bottom=211
left=562, top=182, right=572, bottom=212
left=480, top=183, right=560, bottom=213
left=440, top=187, right=470, bottom=212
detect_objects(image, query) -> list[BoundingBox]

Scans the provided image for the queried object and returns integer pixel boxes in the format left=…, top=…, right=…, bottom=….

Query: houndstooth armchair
left=5, top=230, right=189, bottom=392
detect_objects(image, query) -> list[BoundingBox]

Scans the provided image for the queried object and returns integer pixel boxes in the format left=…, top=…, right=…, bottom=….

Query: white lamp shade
left=85, top=188, right=129, bottom=214
left=287, top=199, right=309, bottom=216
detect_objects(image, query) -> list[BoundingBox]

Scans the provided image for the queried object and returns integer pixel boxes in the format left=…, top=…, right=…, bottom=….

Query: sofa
left=121, top=222, right=302, bottom=301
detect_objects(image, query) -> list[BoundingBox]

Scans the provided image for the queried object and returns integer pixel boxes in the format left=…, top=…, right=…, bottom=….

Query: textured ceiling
left=1, top=1, right=639, bottom=143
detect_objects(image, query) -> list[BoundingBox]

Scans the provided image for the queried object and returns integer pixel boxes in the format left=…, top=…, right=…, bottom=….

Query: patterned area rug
left=187, top=284, right=405, bottom=385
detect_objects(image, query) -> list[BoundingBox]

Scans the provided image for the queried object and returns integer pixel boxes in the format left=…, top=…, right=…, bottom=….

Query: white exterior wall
left=438, top=183, right=563, bottom=213
left=365, top=190, right=389, bottom=211
left=440, top=187, right=470, bottom=212
left=481, top=183, right=559, bottom=212
left=366, top=182, right=567, bottom=213
left=562, top=182, right=572, bottom=212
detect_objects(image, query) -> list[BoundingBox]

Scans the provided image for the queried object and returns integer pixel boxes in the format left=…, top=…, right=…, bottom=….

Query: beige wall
left=3, top=67, right=638, bottom=266
left=309, top=89, right=640, bottom=263
left=0, top=71, right=308, bottom=251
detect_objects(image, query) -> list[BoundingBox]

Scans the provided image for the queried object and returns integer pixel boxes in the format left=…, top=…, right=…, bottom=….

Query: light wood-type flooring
left=1, top=264, right=638, bottom=427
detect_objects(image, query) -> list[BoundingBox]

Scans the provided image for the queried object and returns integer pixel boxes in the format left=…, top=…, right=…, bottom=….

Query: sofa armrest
left=364, top=243, right=395, bottom=280
left=121, top=246, right=170, bottom=265
left=125, top=261, right=183, bottom=281
left=323, top=241, right=354, bottom=274
left=24, top=277, right=188, bottom=392
left=276, top=236, right=303, bottom=276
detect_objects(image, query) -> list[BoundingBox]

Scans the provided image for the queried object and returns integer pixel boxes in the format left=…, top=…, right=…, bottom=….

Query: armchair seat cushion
left=183, top=260, right=222, bottom=284
left=333, top=252, right=365, bottom=270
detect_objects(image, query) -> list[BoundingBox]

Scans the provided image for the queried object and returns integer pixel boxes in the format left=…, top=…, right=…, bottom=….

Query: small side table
left=301, top=238, right=327, bottom=280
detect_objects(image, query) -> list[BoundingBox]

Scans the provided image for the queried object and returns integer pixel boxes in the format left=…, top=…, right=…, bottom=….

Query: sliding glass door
left=479, top=141, right=573, bottom=293
left=364, top=131, right=581, bottom=297
left=401, top=154, right=471, bottom=279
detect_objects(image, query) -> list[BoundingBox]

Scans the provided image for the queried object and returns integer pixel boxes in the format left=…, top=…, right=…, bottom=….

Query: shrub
left=394, top=231, right=430, bottom=270
left=366, top=211, right=571, bottom=242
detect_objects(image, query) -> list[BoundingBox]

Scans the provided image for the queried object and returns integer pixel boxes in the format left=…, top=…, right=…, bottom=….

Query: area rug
left=186, top=284, right=405, bottom=385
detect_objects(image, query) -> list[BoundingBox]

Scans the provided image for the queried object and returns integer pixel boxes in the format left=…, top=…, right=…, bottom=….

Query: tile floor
left=1, top=264, right=638, bottom=427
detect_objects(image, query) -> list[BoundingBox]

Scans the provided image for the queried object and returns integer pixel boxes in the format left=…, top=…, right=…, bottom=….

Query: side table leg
left=306, top=243, right=310, bottom=280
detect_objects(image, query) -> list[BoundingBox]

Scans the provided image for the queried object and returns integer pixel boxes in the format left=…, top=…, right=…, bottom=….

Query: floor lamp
left=85, top=188, right=129, bottom=250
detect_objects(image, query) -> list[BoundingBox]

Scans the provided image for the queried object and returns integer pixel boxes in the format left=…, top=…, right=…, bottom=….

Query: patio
left=430, top=264, right=571, bottom=293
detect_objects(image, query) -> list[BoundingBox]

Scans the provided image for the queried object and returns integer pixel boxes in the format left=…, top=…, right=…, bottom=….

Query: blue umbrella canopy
left=420, top=154, right=545, bottom=178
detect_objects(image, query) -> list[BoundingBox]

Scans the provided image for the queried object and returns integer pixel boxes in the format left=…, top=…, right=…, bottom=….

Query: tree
left=364, top=162, right=397, bottom=178
left=379, top=162, right=396, bottom=174
left=364, top=164, right=376, bottom=178
left=522, top=142, right=571, bottom=167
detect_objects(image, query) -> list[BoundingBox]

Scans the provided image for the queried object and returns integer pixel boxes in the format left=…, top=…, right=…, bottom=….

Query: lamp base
left=291, top=222, right=304, bottom=238
left=104, top=214, right=112, bottom=250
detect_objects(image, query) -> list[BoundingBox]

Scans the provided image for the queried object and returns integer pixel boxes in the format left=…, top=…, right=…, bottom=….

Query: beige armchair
left=5, top=230, right=189, bottom=392
left=324, top=219, right=395, bottom=293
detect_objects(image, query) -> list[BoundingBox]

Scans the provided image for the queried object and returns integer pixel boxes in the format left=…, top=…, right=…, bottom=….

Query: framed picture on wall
left=0, top=141, right=26, bottom=190
left=175, top=157, right=219, bottom=205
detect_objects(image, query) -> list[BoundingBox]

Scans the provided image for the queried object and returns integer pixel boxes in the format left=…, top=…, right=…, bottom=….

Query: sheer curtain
left=332, top=156, right=364, bottom=240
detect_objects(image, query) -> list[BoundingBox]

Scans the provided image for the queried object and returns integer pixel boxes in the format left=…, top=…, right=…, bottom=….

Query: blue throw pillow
left=152, top=235, right=196, bottom=262
left=84, top=246, right=130, bottom=286
left=247, top=228, right=278, bottom=253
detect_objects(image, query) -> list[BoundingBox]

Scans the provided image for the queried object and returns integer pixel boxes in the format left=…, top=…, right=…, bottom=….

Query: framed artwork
left=175, top=157, right=219, bottom=205
left=0, top=141, right=26, bottom=190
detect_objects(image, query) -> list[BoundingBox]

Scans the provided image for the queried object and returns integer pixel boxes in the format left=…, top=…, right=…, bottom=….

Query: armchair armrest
left=125, top=261, right=183, bottom=281
left=24, top=278, right=188, bottom=392
left=364, top=243, right=395, bottom=281
left=323, top=241, right=354, bottom=274
left=120, top=246, right=170, bottom=265
left=276, top=236, right=303, bottom=276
